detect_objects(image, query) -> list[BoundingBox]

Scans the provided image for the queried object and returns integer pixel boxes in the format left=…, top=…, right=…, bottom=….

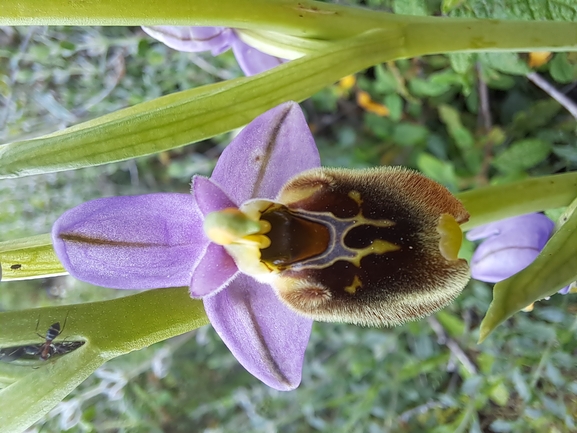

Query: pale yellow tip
left=437, top=213, right=463, bottom=261
left=203, top=208, right=267, bottom=246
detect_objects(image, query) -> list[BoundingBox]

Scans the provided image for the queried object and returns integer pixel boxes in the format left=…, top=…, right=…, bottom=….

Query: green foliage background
left=1, top=0, right=577, bottom=432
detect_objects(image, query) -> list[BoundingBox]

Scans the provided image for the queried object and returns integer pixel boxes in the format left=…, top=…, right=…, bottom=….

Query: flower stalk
left=3, top=0, right=577, bottom=57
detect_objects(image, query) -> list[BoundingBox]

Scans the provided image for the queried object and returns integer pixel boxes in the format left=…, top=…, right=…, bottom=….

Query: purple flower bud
left=142, top=26, right=286, bottom=76
left=466, top=213, right=554, bottom=283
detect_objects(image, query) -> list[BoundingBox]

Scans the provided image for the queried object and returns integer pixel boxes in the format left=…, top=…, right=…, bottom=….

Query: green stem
left=0, top=345, right=106, bottom=433
left=457, top=172, right=577, bottom=231
left=0, top=234, right=65, bottom=280
left=0, top=0, right=411, bottom=37
left=402, top=18, right=577, bottom=56
left=0, top=287, right=208, bottom=353
left=3, top=0, right=577, bottom=54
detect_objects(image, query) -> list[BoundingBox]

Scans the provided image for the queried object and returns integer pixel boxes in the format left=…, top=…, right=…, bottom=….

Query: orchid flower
left=142, top=26, right=286, bottom=76
left=52, top=101, right=472, bottom=390
left=53, top=102, right=317, bottom=390
left=466, top=213, right=574, bottom=295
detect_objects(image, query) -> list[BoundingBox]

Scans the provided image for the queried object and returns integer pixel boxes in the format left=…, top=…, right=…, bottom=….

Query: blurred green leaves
left=492, top=139, right=552, bottom=173
left=449, top=0, right=577, bottom=21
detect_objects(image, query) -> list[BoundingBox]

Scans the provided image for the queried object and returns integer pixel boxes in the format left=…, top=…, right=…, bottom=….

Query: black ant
left=35, top=314, right=68, bottom=360
left=0, top=313, right=83, bottom=364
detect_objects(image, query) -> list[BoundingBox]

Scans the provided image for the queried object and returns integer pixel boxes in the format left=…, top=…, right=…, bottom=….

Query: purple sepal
left=190, top=243, right=238, bottom=298
left=192, top=176, right=237, bottom=213
left=141, top=26, right=234, bottom=56
left=52, top=194, right=205, bottom=289
left=204, top=274, right=312, bottom=391
left=231, top=37, right=286, bottom=76
left=211, top=101, right=320, bottom=203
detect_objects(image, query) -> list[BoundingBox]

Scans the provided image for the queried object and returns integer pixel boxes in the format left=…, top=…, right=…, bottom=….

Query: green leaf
left=0, top=30, right=404, bottom=179
left=449, top=0, right=577, bottom=21
left=0, top=288, right=208, bottom=432
left=398, top=353, right=450, bottom=380
left=489, top=381, right=510, bottom=406
left=479, top=197, right=577, bottom=342
left=510, top=100, right=563, bottom=138
left=479, top=65, right=516, bottom=90
left=438, top=104, right=475, bottom=150
left=442, top=0, right=465, bottom=14
left=393, top=0, right=430, bottom=16
left=435, top=310, right=466, bottom=338
left=0, top=234, right=65, bottom=281
left=374, top=64, right=397, bottom=94
left=492, top=139, right=551, bottom=173
left=416, top=153, right=458, bottom=190
left=392, top=122, right=429, bottom=147
left=477, top=52, right=530, bottom=75
left=409, top=77, right=452, bottom=98
left=384, top=93, right=403, bottom=122
left=449, top=52, right=474, bottom=74
left=457, top=171, right=577, bottom=230
left=549, top=53, right=577, bottom=83
left=553, top=144, right=577, bottom=163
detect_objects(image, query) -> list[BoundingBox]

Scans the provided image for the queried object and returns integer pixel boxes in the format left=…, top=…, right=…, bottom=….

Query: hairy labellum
left=205, top=167, right=470, bottom=327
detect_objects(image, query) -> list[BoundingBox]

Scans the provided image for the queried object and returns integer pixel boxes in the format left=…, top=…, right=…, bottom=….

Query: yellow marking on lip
left=344, top=275, right=362, bottom=294
left=350, top=239, right=400, bottom=267
left=347, top=190, right=363, bottom=207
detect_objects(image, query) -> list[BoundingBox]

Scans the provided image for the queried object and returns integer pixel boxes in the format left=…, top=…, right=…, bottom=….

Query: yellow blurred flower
left=356, top=90, right=389, bottom=117
left=528, top=52, right=552, bottom=68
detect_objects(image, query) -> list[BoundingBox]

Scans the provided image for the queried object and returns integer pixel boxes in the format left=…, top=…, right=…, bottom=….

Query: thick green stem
left=402, top=18, right=577, bottom=56
left=2, top=0, right=577, bottom=54
left=457, top=172, right=577, bottom=231
left=0, top=0, right=411, bottom=37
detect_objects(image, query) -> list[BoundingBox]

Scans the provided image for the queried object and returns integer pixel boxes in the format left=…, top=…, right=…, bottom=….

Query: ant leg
left=59, top=311, right=70, bottom=337
left=35, top=314, right=43, bottom=340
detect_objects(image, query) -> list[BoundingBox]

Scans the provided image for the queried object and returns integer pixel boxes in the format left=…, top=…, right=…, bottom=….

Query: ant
left=0, top=313, right=84, bottom=364
left=35, top=314, right=68, bottom=361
